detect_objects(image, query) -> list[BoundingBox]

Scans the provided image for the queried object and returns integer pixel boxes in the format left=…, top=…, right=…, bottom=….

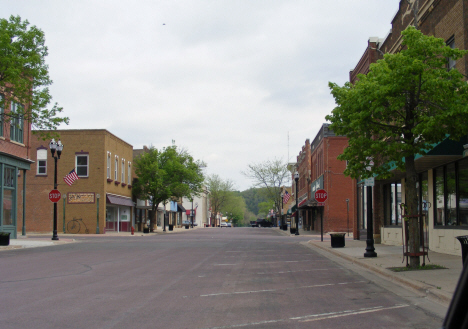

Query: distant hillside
left=240, top=187, right=270, bottom=216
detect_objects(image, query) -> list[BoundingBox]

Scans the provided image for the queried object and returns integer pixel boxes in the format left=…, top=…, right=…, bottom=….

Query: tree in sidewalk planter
left=0, top=16, right=68, bottom=136
left=205, top=174, right=235, bottom=227
left=326, top=26, right=468, bottom=268
left=242, top=158, right=290, bottom=218
left=132, top=145, right=204, bottom=232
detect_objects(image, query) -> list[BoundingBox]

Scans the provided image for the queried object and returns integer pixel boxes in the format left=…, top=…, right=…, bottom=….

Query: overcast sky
left=4, top=1, right=398, bottom=191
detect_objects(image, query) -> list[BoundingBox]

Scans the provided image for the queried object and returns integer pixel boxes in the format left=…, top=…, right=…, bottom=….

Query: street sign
left=314, top=189, right=328, bottom=203
left=364, top=177, right=375, bottom=187
left=49, top=189, right=61, bottom=203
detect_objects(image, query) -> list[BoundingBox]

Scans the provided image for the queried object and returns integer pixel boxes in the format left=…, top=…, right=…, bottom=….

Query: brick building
left=291, top=124, right=356, bottom=234
left=348, top=0, right=468, bottom=255
left=23, top=129, right=134, bottom=235
left=0, top=96, right=33, bottom=238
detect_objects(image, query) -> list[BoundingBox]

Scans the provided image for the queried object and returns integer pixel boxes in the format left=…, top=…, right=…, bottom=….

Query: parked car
left=220, top=222, right=227, bottom=227
left=227, top=223, right=232, bottom=227
left=182, top=220, right=191, bottom=226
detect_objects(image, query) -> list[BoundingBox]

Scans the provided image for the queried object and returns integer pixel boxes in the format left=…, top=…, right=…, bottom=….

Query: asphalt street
left=0, top=228, right=444, bottom=328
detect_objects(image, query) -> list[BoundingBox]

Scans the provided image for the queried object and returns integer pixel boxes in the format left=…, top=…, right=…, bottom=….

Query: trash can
left=143, top=228, right=150, bottom=234
left=169, top=224, right=173, bottom=231
left=0, top=232, right=10, bottom=246
left=290, top=228, right=296, bottom=234
left=185, top=225, right=189, bottom=229
left=330, top=233, right=346, bottom=248
left=456, top=235, right=468, bottom=266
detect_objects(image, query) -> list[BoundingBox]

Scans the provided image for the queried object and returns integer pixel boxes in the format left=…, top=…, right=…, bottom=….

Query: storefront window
left=3, top=189, right=13, bottom=226
left=2, top=166, right=16, bottom=226
left=446, top=164, right=457, bottom=225
left=434, top=158, right=468, bottom=227
left=458, top=160, right=468, bottom=226
left=434, top=167, right=445, bottom=226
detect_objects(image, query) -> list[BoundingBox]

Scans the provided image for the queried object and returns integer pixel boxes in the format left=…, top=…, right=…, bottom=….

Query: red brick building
left=293, top=124, right=357, bottom=235
left=0, top=95, right=33, bottom=238
left=348, top=0, right=468, bottom=254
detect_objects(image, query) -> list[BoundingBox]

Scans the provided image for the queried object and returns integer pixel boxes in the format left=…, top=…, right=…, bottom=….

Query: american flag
left=64, top=169, right=79, bottom=186
left=283, top=190, right=290, bottom=204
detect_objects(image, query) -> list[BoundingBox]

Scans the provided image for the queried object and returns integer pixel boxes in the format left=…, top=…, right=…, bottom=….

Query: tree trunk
left=150, top=202, right=158, bottom=232
left=405, top=155, right=420, bottom=268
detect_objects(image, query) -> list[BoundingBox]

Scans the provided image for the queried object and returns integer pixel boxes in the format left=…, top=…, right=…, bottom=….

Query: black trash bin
left=169, top=224, right=173, bottom=231
left=185, top=225, right=189, bottom=229
left=290, top=228, right=296, bottom=234
left=330, top=233, right=346, bottom=248
left=456, top=235, right=468, bottom=266
left=0, top=232, right=10, bottom=246
left=282, top=224, right=288, bottom=231
left=143, top=228, right=150, bottom=234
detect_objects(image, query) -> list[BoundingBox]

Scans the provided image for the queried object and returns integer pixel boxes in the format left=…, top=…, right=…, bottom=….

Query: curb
left=306, top=240, right=452, bottom=306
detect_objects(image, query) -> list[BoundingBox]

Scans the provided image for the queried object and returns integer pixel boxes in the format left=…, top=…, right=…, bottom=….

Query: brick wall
left=18, top=129, right=133, bottom=234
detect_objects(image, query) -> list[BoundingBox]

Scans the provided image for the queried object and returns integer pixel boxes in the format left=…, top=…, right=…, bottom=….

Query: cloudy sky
left=5, top=1, right=398, bottom=191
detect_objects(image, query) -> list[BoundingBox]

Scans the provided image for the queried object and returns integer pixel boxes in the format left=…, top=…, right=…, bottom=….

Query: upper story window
left=121, top=158, right=125, bottom=184
left=447, top=36, right=456, bottom=70
left=107, top=152, right=111, bottom=179
left=37, top=149, right=47, bottom=175
left=10, top=101, right=23, bottom=143
left=76, top=154, right=89, bottom=177
left=114, top=156, right=119, bottom=181
left=128, top=162, right=131, bottom=186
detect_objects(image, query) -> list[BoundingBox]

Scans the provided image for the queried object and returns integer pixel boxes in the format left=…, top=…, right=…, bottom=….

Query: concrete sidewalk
left=282, top=229, right=464, bottom=306
left=0, top=226, right=200, bottom=251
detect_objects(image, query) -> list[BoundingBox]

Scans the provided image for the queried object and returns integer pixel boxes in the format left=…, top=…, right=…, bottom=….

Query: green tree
left=0, top=16, right=68, bottom=135
left=205, top=174, right=235, bottom=226
left=242, top=159, right=289, bottom=217
left=326, top=26, right=468, bottom=267
left=220, top=192, right=246, bottom=227
left=132, top=145, right=204, bottom=231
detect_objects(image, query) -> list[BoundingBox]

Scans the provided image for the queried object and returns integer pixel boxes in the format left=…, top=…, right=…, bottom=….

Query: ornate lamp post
left=49, top=139, right=63, bottom=241
left=294, top=171, right=299, bottom=236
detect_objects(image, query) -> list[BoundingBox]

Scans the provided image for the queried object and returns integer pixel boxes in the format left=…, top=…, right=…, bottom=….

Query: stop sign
left=315, top=189, right=328, bottom=203
left=49, top=189, right=61, bottom=203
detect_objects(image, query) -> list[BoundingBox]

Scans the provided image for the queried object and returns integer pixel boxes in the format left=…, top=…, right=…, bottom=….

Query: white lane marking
left=200, top=304, right=410, bottom=328
left=203, top=319, right=284, bottom=328
left=257, top=268, right=335, bottom=274
left=214, top=264, right=237, bottom=266
left=298, top=304, right=410, bottom=322
left=200, top=281, right=366, bottom=297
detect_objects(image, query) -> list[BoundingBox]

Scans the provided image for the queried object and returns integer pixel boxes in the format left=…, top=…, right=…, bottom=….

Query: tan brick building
left=23, top=129, right=134, bottom=235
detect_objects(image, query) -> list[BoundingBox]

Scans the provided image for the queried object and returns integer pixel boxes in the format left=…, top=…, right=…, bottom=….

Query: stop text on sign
left=314, top=189, right=328, bottom=203
left=49, top=189, right=61, bottom=203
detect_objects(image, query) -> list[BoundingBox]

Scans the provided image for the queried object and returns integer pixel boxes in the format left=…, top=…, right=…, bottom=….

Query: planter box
left=0, top=232, right=11, bottom=246
left=330, top=233, right=346, bottom=248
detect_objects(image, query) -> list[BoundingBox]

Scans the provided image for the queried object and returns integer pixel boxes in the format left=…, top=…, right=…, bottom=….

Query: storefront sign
left=68, top=192, right=95, bottom=204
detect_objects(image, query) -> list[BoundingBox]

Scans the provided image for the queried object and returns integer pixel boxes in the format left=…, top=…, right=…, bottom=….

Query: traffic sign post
left=49, top=189, right=61, bottom=203
left=314, top=189, right=328, bottom=242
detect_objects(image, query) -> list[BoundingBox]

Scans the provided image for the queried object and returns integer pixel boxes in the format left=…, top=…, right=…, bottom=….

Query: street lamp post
left=294, top=171, right=299, bottom=236
left=49, top=139, right=63, bottom=241
left=280, top=193, right=284, bottom=230
left=191, top=198, right=194, bottom=228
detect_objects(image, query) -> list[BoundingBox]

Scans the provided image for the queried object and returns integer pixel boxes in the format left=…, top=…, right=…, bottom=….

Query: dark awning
left=177, top=204, right=186, bottom=212
left=106, top=194, right=134, bottom=207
